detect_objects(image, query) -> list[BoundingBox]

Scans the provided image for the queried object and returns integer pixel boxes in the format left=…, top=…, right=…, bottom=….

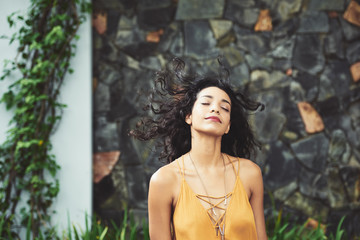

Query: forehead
left=197, top=86, right=231, bottom=103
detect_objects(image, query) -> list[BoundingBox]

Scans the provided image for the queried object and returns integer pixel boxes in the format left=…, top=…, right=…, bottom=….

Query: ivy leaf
left=44, top=25, right=64, bottom=45
left=0, top=91, right=15, bottom=110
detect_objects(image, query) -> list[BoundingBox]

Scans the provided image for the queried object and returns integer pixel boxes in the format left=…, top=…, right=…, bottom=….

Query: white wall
left=0, top=0, right=92, bottom=234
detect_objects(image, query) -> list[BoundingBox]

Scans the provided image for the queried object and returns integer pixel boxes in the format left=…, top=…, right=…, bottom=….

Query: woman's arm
left=148, top=166, right=175, bottom=240
left=249, top=164, right=268, bottom=240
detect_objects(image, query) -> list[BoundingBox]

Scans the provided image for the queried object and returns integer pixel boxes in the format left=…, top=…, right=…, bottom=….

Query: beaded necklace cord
left=188, top=153, right=230, bottom=239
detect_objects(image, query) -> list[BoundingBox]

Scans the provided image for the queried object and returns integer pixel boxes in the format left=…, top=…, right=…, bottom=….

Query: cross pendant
left=219, top=224, right=225, bottom=240
left=212, top=207, right=217, bottom=216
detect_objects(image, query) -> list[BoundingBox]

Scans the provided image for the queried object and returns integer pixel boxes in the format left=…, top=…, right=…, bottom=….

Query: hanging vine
left=0, top=0, right=91, bottom=238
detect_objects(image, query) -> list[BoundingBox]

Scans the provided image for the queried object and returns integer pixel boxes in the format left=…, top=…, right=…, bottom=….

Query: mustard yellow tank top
left=173, top=157, right=258, bottom=240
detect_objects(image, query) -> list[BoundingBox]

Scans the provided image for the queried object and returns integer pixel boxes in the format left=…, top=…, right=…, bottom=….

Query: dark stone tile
left=339, top=113, right=360, bottom=151
left=280, top=102, right=307, bottom=144
left=293, top=34, right=325, bottom=75
left=157, top=23, right=181, bottom=53
left=108, top=97, right=137, bottom=122
left=298, top=11, right=329, bottom=33
left=273, top=0, right=303, bottom=21
left=94, top=0, right=122, bottom=9
left=339, top=16, right=360, bottom=41
left=115, top=27, right=146, bottom=49
left=273, top=181, right=298, bottom=202
left=140, top=56, right=162, bottom=71
left=123, top=42, right=158, bottom=60
left=315, top=96, right=344, bottom=130
left=298, top=168, right=328, bottom=200
left=126, top=166, right=148, bottom=208
left=271, top=18, right=298, bottom=49
left=339, top=166, right=360, bottom=202
left=270, top=36, right=295, bottom=59
left=254, top=109, right=286, bottom=143
left=184, top=21, right=219, bottom=59
left=294, top=71, right=319, bottom=102
left=343, top=86, right=360, bottom=109
left=93, top=114, right=120, bottom=152
left=168, top=30, right=184, bottom=57
left=93, top=175, right=115, bottom=212
left=234, top=26, right=270, bottom=54
left=325, top=19, right=345, bottom=59
left=138, top=6, right=175, bottom=30
left=210, top=20, right=233, bottom=40
left=284, top=191, right=329, bottom=220
left=224, top=3, right=260, bottom=28
left=221, top=45, right=245, bottom=67
left=98, top=62, right=122, bottom=85
left=106, top=10, right=122, bottom=36
left=138, top=0, right=172, bottom=9
left=318, top=60, right=352, bottom=100
left=94, top=82, right=111, bottom=112
left=291, top=133, right=329, bottom=172
left=272, top=59, right=292, bottom=71
left=245, top=54, right=273, bottom=71
left=145, top=147, right=166, bottom=172
left=329, top=129, right=351, bottom=164
left=229, top=62, right=250, bottom=88
left=176, top=0, right=224, bottom=20
left=349, top=99, right=360, bottom=122
left=119, top=0, right=137, bottom=10
left=263, top=141, right=299, bottom=190
left=227, top=0, right=255, bottom=8
left=346, top=41, right=360, bottom=64
left=307, top=0, right=345, bottom=11
left=326, top=167, right=348, bottom=208
left=249, top=70, right=290, bottom=93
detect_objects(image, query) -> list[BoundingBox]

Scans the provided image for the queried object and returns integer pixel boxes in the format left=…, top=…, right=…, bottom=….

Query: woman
left=131, top=58, right=267, bottom=240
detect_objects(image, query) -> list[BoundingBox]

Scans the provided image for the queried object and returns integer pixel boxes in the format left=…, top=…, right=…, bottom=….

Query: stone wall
left=92, top=0, right=360, bottom=236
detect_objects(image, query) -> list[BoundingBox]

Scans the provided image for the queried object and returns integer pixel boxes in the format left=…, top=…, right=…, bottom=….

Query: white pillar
left=0, top=0, right=92, bottom=234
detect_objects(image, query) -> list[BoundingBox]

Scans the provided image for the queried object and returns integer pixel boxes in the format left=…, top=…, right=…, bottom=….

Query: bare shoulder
left=225, top=155, right=261, bottom=174
left=150, top=160, right=179, bottom=187
left=230, top=156, right=263, bottom=182
left=150, top=158, right=179, bottom=188
left=239, top=158, right=262, bottom=175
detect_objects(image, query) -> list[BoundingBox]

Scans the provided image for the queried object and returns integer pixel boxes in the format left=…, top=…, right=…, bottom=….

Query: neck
left=189, top=131, right=223, bottom=168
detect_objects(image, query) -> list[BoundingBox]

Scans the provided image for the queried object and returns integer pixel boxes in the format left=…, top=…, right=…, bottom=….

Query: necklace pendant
left=212, top=207, right=217, bottom=216
left=224, top=197, right=227, bottom=206
left=219, top=225, right=225, bottom=240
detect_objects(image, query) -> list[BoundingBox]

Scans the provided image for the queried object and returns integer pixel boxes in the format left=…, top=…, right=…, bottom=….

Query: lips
left=205, top=116, right=221, bottom=123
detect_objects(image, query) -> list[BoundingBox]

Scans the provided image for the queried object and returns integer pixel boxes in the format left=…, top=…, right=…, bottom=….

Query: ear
left=225, top=122, right=231, bottom=134
left=185, top=114, right=192, bottom=125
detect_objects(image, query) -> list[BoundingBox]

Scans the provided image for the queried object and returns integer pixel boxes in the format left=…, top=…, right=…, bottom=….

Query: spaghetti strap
left=176, top=156, right=185, bottom=178
left=236, top=157, right=240, bottom=176
left=227, top=155, right=240, bottom=177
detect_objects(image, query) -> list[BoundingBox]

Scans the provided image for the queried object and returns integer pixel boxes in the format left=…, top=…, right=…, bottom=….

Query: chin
left=199, top=129, right=226, bottom=137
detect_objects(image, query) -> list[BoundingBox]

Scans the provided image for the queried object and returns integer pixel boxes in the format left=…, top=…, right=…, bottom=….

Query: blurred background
left=1, top=0, right=359, bottom=238
left=91, top=0, right=360, bottom=238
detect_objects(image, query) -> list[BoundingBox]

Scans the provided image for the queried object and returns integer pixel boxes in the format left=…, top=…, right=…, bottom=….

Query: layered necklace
left=189, top=152, right=230, bottom=240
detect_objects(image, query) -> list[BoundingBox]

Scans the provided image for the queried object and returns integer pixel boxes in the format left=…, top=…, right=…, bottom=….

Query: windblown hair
left=130, top=57, right=264, bottom=163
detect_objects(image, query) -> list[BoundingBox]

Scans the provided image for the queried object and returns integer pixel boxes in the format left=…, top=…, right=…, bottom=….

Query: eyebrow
left=200, top=95, right=231, bottom=105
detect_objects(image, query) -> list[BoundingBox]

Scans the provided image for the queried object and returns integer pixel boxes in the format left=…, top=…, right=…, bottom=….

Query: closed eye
left=221, top=107, right=230, bottom=112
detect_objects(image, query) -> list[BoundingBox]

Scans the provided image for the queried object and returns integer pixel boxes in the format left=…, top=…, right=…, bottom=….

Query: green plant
left=0, top=1, right=90, bottom=238
left=266, top=207, right=347, bottom=240
left=66, top=210, right=149, bottom=240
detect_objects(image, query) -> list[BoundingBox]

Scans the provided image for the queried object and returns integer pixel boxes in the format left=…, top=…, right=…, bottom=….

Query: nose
left=210, top=104, right=220, bottom=114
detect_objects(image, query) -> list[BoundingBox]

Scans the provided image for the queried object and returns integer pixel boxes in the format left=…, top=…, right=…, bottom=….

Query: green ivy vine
left=0, top=0, right=91, bottom=238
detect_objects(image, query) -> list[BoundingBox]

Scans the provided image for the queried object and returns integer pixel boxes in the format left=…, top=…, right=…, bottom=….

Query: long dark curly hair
left=130, top=57, right=264, bottom=163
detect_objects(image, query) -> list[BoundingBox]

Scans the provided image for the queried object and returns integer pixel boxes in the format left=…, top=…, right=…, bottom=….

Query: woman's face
left=186, top=86, right=231, bottom=136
